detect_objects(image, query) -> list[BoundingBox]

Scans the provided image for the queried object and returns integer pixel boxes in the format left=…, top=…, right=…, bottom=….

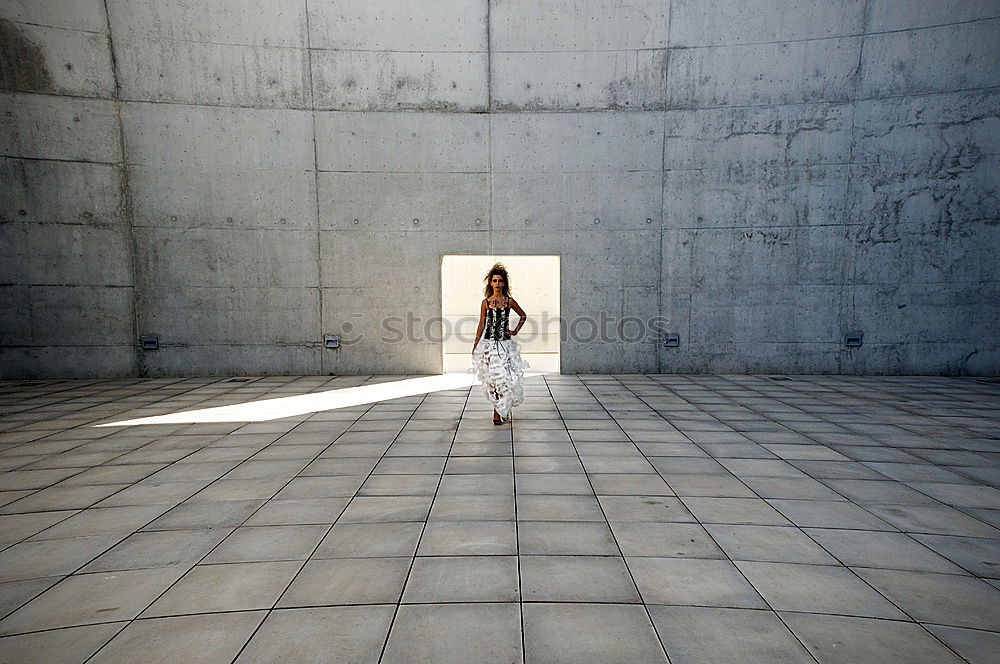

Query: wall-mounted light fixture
left=844, top=333, right=863, bottom=348
left=324, top=334, right=340, bottom=349
left=663, top=334, right=680, bottom=348
left=140, top=335, right=158, bottom=350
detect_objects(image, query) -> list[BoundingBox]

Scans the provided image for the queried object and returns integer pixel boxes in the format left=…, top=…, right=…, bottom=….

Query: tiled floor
left=0, top=373, right=998, bottom=663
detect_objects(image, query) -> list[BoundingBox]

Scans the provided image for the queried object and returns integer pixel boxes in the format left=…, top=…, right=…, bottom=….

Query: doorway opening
left=441, top=255, right=560, bottom=374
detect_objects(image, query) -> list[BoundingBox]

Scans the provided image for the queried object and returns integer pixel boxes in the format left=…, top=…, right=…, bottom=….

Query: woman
left=468, top=263, right=530, bottom=425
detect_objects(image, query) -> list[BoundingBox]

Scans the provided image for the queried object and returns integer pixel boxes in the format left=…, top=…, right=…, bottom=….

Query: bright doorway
left=441, top=255, right=560, bottom=374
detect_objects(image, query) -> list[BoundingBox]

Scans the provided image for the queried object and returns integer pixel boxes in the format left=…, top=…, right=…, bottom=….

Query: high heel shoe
left=493, top=413, right=502, bottom=425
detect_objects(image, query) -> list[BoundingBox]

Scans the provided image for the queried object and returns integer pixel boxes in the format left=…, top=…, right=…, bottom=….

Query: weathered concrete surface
left=1, top=0, right=998, bottom=377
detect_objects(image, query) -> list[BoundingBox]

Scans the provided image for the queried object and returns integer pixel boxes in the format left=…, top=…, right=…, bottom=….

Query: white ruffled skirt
left=467, top=334, right=530, bottom=419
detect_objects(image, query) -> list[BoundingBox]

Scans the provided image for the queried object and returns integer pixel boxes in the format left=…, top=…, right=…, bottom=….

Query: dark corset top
left=484, top=297, right=510, bottom=339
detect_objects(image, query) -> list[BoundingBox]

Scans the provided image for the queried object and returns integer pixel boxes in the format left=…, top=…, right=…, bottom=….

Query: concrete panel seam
left=665, top=15, right=1000, bottom=50
left=486, top=0, right=493, bottom=112
left=0, top=154, right=119, bottom=166
left=100, top=0, right=139, bottom=377
left=304, top=0, right=323, bottom=376
left=2, top=19, right=106, bottom=36
left=838, top=0, right=872, bottom=373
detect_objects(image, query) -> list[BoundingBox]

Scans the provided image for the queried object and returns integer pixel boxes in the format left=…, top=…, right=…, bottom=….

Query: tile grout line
left=612, top=373, right=975, bottom=661
left=81, top=391, right=380, bottom=662
left=559, top=374, right=675, bottom=664
left=373, top=389, right=459, bottom=663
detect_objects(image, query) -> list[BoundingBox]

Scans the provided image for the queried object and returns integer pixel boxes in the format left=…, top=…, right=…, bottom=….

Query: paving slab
left=925, top=624, right=1000, bottom=664
left=781, top=612, right=967, bottom=664
left=0, top=576, right=61, bottom=618
left=627, top=557, right=767, bottom=608
left=854, top=567, right=1000, bottom=631
left=805, top=528, right=967, bottom=573
left=520, top=555, right=640, bottom=603
left=0, top=622, right=126, bottom=664
left=403, top=555, right=519, bottom=603
left=80, top=528, right=231, bottom=572
left=706, top=524, right=838, bottom=564
left=0, top=568, right=187, bottom=635
left=522, top=603, right=668, bottom=664
left=648, top=606, right=814, bottom=664
left=277, top=557, right=410, bottom=606
left=610, top=521, right=725, bottom=559
left=141, top=561, right=302, bottom=616
left=909, top=533, right=1000, bottom=577
left=418, top=520, right=517, bottom=556
left=736, top=561, right=908, bottom=619
left=1, top=374, right=997, bottom=658
left=0, top=535, right=122, bottom=582
left=88, top=612, right=266, bottom=664
left=518, top=521, right=619, bottom=555
left=381, top=603, right=522, bottom=664
left=235, top=605, right=394, bottom=663
left=202, top=524, right=328, bottom=563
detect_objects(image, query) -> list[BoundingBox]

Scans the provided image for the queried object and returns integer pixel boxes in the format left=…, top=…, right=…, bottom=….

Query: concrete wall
left=2, top=0, right=998, bottom=377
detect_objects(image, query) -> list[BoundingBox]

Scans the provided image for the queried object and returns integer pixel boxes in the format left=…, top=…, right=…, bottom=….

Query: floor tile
left=517, top=494, right=604, bottom=521
left=0, top=623, right=126, bottom=664
left=736, top=561, right=908, bottom=619
left=683, top=497, right=793, bottom=525
left=805, top=528, right=966, bottom=573
left=235, top=605, right=394, bottom=663
left=88, top=612, right=265, bottom=664
left=403, top=555, right=518, bottom=603
left=0, top=576, right=61, bottom=617
left=925, top=624, right=1000, bottom=664
left=428, top=494, right=515, bottom=521
left=863, top=504, right=999, bottom=537
left=909, top=533, right=1000, bottom=577
left=515, top=473, right=593, bottom=495
left=782, top=612, right=966, bottom=664
left=627, top=558, right=767, bottom=609
left=522, top=603, right=668, bottom=664
left=589, top=473, right=675, bottom=496
left=381, top=603, right=521, bottom=664
left=767, top=500, right=896, bottom=530
left=314, top=521, right=424, bottom=558
left=518, top=521, right=619, bottom=555
left=334, top=496, right=432, bottom=523
left=611, top=522, right=725, bottom=559
left=203, top=524, right=328, bottom=563
left=520, top=555, right=640, bottom=602
left=598, top=496, right=696, bottom=522
left=277, top=557, right=410, bottom=606
left=706, top=525, right=838, bottom=564
left=0, top=568, right=186, bottom=635
left=854, top=567, right=1000, bottom=631
left=418, top=520, right=517, bottom=556
left=0, top=535, right=122, bottom=582
left=142, top=499, right=263, bottom=530
left=81, top=529, right=230, bottom=572
left=648, top=606, right=813, bottom=664
left=142, top=561, right=301, bottom=616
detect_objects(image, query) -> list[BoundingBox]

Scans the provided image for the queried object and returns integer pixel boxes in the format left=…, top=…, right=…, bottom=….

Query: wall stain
left=0, top=19, right=54, bottom=93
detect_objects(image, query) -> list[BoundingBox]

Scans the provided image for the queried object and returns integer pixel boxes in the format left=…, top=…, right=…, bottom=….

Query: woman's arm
left=473, top=298, right=486, bottom=352
left=507, top=297, right=526, bottom=336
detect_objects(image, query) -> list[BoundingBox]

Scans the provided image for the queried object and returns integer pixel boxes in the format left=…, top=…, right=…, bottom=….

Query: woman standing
left=469, top=263, right=530, bottom=425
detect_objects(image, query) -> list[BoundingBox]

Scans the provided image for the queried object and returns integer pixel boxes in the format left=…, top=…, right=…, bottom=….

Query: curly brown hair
left=482, top=262, right=511, bottom=299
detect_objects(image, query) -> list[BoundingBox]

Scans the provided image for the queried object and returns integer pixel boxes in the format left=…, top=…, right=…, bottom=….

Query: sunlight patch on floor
left=94, top=374, right=472, bottom=426
left=94, top=371, right=546, bottom=426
